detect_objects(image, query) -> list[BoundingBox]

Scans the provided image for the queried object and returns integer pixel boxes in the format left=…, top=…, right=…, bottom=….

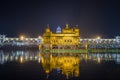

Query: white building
left=0, top=34, right=6, bottom=45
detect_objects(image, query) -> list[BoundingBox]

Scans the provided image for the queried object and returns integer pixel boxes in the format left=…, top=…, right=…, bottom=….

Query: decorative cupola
left=45, top=24, right=51, bottom=33
left=56, top=26, right=61, bottom=33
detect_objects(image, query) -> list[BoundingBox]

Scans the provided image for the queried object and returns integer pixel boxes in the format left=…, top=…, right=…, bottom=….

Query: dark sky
left=0, top=0, right=120, bottom=38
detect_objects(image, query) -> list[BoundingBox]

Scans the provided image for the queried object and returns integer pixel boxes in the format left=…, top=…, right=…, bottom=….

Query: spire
left=76, top=25, right=78, bottom=27
left=46, top=24, right=50, bottom=32
left=47, top=24, right=49, bottom=28
left=66, top=24, right=69, bottom=29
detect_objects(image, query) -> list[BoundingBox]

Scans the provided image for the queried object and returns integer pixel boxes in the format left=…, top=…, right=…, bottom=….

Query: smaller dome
left=56, top=26, right=61, bottom=33
left=65, top=24, right=69, bottom=29
left=45, top=26, right=50, bottom=32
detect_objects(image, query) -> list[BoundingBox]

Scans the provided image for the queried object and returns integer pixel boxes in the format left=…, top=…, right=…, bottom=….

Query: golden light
left=38, top=58, right=41, bottom=63
left=38, top=36, right=40, bottom=38
left=85, top=44, right=88, bottom=49
left=38, top=36, right=41, bottom=39
left=20, top=56, right=23, bottom=63
left=20, top=35, right=25, bottom=40
left=97, top=57, right=101, bottom=63
left=96, top=36, right=101, bottom=39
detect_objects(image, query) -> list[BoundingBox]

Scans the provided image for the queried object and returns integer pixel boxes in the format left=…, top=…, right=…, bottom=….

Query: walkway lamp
left=20, top=35, right=25, bottom=40
left=96, top=36, right=101, bottom=39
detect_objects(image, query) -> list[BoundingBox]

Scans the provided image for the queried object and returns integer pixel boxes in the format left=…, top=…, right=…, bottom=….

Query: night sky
left=0, top=0, right=120, bottom=38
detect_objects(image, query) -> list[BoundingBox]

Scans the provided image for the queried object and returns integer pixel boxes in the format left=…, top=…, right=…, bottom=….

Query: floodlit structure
left=0, top=34, right=6, bottom=44
left=40, top=24, right=80, bottom=49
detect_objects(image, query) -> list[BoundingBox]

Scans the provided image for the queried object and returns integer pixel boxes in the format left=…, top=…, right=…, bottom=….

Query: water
left=0, top=50, right=120, bottom=80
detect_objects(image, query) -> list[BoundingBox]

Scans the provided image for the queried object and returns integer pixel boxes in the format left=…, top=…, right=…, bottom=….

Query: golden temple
left=40, top=24, right=80, bottom=49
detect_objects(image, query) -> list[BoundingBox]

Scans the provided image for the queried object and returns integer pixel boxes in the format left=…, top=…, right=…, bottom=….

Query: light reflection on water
left=0, top=50, right=120, bottom=64
left=0, top=50, right=40, bottom=64
left=0, top=50, right=120, bottom=79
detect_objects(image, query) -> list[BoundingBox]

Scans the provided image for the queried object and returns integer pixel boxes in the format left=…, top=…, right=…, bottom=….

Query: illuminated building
left=0, top=34, right=6, bottom=44
left=40, top=24, right=80, bottom=49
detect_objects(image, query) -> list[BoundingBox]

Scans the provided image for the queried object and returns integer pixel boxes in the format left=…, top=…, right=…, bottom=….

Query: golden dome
left=45, top=26, right=50, bottom=32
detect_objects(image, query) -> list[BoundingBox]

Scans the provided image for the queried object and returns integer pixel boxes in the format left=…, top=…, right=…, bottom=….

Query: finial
left=47, top=24, right=49, bottom=28
left=75, top=25, right=78, bottom=28
left=76, top=25, right=78, bottom=27
left=66, top=24, right=69, bottom=29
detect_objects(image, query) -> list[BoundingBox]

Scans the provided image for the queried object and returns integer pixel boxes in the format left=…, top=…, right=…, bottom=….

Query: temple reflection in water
left=0, top=50, right=120, bottom=79
left=40, top=53, right=80, bottom=79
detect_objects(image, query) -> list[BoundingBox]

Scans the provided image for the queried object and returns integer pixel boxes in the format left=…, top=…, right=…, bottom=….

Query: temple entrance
left=52, top=45, right=58, bottom=49
left=64, top=46, right=71, bottom=49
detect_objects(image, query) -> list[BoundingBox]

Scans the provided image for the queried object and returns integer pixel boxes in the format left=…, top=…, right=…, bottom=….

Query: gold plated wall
left=40, top=24, right=80, bottom=49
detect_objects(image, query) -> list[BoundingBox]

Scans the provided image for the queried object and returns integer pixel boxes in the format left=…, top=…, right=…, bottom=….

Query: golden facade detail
left=40, top=24, right=80, bottom=49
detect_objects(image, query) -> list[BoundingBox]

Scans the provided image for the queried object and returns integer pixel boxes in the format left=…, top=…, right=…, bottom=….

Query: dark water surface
left=0, top=50, right=120, bottom=80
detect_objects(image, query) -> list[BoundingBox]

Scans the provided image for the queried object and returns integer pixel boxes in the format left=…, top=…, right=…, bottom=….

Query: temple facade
left=40, top=24, right=80, bottom=49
